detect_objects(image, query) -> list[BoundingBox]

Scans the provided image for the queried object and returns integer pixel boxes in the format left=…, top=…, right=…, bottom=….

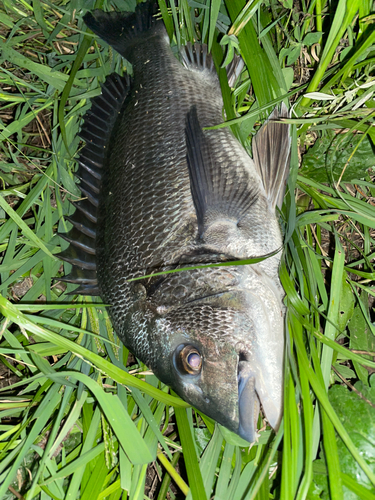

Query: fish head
left=150, top=269, right=285, bottom=442
left=151, top=304, right=242, bottom=435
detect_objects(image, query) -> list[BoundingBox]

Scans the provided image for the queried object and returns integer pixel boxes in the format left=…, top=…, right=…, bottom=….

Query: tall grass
left=0, top=0, right=374, bottom=499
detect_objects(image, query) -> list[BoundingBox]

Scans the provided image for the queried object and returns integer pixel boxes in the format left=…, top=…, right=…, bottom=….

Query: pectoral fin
left=252, top=103, right=291, bottom=210
left=185, top=106, right=259, bottom=240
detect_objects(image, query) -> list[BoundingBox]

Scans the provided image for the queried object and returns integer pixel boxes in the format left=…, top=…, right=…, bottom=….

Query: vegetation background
left=0, top=0, right=374, bottom=499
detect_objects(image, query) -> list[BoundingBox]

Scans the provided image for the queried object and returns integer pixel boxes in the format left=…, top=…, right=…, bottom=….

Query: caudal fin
left=83, top=2, right=158, bottom=60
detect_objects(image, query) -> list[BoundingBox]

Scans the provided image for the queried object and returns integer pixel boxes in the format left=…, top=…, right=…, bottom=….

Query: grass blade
left=175, top=407, right=207, bottom=500
left=0, top=194, right=55, bottom=260
left=225, top=0, right=281, bottom=108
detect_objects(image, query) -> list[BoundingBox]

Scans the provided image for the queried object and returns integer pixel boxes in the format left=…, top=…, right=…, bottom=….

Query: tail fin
left=83, top=2, right=159, bottom=60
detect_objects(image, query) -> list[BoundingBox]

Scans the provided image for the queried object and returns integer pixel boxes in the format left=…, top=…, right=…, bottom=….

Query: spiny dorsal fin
left=252, top=103, right=291, bottom=210
left=58, top=73, right=131, bottom=295
left=83, top=3, right=159, bottom=60
left=185, top=105, right=259, bottom=240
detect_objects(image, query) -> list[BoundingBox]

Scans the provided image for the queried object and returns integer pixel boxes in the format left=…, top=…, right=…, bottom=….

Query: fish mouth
left=237, top=354, right=282, bottom=442
left=237, top=356, right=260, bottom=443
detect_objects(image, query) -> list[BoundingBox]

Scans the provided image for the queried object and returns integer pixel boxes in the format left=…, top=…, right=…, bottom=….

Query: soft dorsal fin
left=252, top=103, right=291, bottom=210
left=185, top=106, right=259, bottom=240
left=58, top=73, right=131, bottom=295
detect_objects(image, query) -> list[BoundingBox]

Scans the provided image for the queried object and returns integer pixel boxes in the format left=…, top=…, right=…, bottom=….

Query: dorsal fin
left=58, top=73, right=131, bottom=295
left=185, top=105, right=259, bottom=240
left=252, top=103, right=291, bottom=210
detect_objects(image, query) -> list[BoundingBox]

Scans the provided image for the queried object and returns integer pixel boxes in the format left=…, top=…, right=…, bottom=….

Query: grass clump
left=0, top=0, right=374, bottom=499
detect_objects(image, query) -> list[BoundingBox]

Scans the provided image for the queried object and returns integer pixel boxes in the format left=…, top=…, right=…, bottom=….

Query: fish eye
left=175, top=345, right=202, bottom=375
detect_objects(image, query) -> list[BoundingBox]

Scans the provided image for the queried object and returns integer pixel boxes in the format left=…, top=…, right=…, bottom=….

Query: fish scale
left=59, top=2, right=291, bottom=442
left=96, top=48, right=224, bottom=313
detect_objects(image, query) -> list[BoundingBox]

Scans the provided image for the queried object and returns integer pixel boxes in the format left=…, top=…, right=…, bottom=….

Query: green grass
left=0, top=0, right=375, bottom=499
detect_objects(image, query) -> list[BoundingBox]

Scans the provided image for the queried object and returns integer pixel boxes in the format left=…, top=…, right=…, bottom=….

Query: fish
left=59, top=2, right=291, bottom=443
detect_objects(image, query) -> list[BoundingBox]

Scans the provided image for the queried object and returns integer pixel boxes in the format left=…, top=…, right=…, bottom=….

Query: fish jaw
left=236, top=328, right=283, bottom=442
left=237, top=363, right=259, bottom=442
left=236, top=337, right=283, bottom=442
left=237, top=272, right=285, bottom=432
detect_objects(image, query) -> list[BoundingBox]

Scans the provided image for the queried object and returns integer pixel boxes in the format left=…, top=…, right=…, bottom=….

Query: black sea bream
left=59, top=2, right=291, bottom=442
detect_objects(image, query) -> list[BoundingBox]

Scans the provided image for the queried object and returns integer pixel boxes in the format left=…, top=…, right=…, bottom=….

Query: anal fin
left=180, top=43, right=215, bottom=74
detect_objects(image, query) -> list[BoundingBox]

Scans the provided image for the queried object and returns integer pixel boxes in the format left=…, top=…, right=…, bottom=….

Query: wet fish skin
left=67, top=3, right=291, bottom=442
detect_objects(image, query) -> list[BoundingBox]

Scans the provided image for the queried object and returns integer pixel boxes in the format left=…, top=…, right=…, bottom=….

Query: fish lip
left=237, top=354, right=283, bottom=442
left=237, top=359, right=260, bottom=443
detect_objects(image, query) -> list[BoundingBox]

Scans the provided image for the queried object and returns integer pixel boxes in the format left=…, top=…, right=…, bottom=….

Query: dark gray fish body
left=60, top=4, right=291, bottom=442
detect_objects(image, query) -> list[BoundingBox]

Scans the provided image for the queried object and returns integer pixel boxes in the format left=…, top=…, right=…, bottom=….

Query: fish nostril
left=239, top=351, right=250, bottom=362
